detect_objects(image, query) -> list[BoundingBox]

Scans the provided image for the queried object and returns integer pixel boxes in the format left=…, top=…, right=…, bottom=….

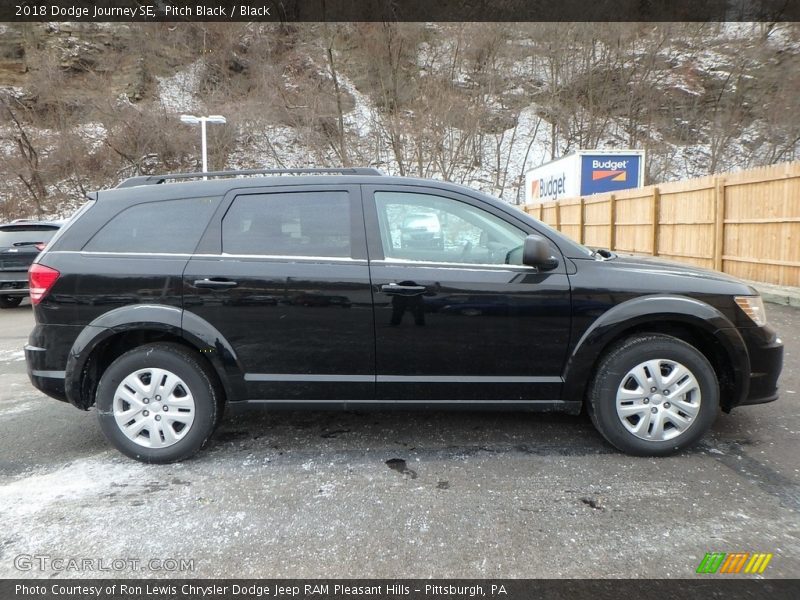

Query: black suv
left=0, top=220, right=61, bottom=308
left=25, top=168, right=783, bottom=462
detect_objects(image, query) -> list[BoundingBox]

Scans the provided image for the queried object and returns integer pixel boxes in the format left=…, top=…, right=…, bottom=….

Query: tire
left=587, top=334, right=719, bottom=456
left=0, top=295, right=23, bottom=308
left=96, top=343, right=222, bottom=463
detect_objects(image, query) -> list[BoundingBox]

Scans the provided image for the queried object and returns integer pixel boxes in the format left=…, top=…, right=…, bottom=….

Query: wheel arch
left=65, top=305, right=245, bottom=410
left=563, top=295, right=750, bottom=412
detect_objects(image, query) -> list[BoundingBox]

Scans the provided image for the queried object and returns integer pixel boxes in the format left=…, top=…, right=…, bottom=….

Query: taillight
left=29, top=263, right=60, bottom=305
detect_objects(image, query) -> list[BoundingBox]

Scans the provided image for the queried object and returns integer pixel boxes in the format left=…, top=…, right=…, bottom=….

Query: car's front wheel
left=96, top=343, right=221, bottom=463
left=0, top=295, right=23, bottom=308
left=588, top=334, right=719, bottom=456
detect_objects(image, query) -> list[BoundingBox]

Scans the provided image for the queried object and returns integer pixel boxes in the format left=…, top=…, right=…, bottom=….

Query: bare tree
left=325, top=31, right=350, bottom=167
left=1, top=97, right=48, bottom=217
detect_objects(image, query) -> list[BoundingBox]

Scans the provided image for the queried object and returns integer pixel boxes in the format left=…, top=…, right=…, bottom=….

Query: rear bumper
left=0, top=275, right=29, bottom=297
left=25, top=323, right=80, bottom=404
left=25, top=345, right=68, bottom=402
left=739, top=331, right=784, bottom=406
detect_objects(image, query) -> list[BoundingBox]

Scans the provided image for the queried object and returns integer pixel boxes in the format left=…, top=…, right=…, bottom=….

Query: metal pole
left=200, top=118, right=208, bottom=180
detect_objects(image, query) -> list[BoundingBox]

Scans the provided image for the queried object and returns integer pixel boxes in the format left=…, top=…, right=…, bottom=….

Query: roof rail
left=116, top=167, right=384, bottom=188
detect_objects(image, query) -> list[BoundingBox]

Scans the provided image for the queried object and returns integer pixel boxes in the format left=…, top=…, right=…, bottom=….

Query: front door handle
left=193, top=278, right=239, bottom=289
left=381, top=283, right=427, bottom=295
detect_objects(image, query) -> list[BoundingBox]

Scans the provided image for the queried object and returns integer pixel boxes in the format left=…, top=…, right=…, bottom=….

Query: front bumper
left=739, top=328, right=784, bottom=406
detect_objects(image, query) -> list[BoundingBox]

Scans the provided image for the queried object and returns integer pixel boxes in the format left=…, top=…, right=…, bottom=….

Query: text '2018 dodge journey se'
left=25, top=168, right=783, bottom=462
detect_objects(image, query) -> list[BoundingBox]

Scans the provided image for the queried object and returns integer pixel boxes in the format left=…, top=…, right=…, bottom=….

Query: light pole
left=180, top=114, right=227, bottom=179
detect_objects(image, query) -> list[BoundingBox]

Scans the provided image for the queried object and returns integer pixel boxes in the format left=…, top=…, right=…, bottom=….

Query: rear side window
left=0, top=225, right=59, bottom=247
left=222, top=191, right=351, bottom=257
left=84, top=197, right=219, bottom=253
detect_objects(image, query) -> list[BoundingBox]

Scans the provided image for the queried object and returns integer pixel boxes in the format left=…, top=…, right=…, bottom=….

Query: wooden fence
left=523, top=161, right=800, bottom=287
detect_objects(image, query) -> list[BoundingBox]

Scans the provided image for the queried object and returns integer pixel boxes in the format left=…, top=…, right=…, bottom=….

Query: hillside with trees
left=1, top=21, right=799, bottom=218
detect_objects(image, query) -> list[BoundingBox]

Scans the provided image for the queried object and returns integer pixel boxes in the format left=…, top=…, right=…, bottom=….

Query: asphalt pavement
left=0, top=300, right=798, bottom=578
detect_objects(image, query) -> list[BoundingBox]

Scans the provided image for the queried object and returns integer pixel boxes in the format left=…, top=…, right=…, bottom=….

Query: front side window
left=222, top=191, right=351, bottom=257
left=84, top=197, right=219, bottom=254
left=374, top=191, right=527, bottom=265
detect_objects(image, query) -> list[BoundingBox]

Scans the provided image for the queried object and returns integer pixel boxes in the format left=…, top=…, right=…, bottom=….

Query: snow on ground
left=0, top=350, right=25, bottom=363
left=0, top=456, right=171, bottom=561
left=0, top=458, right=142, bottom=518
left=0, top=401, right=38, bottom=417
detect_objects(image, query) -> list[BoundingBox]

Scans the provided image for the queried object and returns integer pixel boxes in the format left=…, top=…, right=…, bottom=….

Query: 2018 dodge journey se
left=24, top=168, right=784, bottom=462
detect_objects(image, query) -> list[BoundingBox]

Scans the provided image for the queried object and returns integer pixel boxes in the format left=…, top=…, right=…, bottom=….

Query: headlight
left=734, top=295, right=767, bottom=327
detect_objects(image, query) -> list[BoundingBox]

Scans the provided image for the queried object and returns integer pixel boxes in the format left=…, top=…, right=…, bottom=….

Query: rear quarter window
left=83, top=197, right=219, bottom=254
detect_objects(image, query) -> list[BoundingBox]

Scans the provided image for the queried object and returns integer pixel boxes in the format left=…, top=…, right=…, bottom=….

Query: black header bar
left=3, top=0, right=800, bottom=22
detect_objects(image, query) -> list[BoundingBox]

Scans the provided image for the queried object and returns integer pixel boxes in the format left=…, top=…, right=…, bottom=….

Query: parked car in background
left=0, top=220, right=61, bottom=308
left=24, top=168, right=783, bottom=463
left=401, top=211, right=444, bottom=249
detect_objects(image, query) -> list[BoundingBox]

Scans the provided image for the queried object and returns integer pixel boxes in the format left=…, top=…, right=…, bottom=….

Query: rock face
left=0, top=24, right=135, bottom=96
left=0, top=25, right=26, bottom=86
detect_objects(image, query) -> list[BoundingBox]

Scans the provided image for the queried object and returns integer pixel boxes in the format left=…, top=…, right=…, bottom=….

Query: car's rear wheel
left=96, top=343, right=220, bottom=463
left=587, top=334, right=719, bottom=456
left=0, top=295, right=23, bottom=308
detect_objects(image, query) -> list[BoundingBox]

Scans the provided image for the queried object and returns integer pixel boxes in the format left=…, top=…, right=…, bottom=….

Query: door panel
left=364, top=186, right=572, bottom=402
left=183, top=185, right=375, bottom=401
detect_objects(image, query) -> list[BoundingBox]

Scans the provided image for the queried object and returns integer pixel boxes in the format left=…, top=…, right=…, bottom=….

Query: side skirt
left=229, top=399, right=582, bottom=415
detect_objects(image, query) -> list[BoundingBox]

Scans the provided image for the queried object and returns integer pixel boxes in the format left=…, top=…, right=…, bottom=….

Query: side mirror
left=522, top=234, right=559, bottom=270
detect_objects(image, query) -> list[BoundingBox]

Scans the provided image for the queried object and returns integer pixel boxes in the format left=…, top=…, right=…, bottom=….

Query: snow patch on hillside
left=337, top=71, right=376, bottom=139
left=74, top=122, right=107, bottom=153
left=227, top=123, right=331, bottom=170
left=157, top=60, right=204, bottom=113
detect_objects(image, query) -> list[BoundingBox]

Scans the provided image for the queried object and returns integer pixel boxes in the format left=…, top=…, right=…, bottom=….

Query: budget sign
left=581, top=153, right=643, bottom=196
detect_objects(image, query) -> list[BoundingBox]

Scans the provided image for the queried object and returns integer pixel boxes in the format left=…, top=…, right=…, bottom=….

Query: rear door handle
left=381, top=283, right=427, bottom=295
left=193, top=278, right=238, bottom=289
